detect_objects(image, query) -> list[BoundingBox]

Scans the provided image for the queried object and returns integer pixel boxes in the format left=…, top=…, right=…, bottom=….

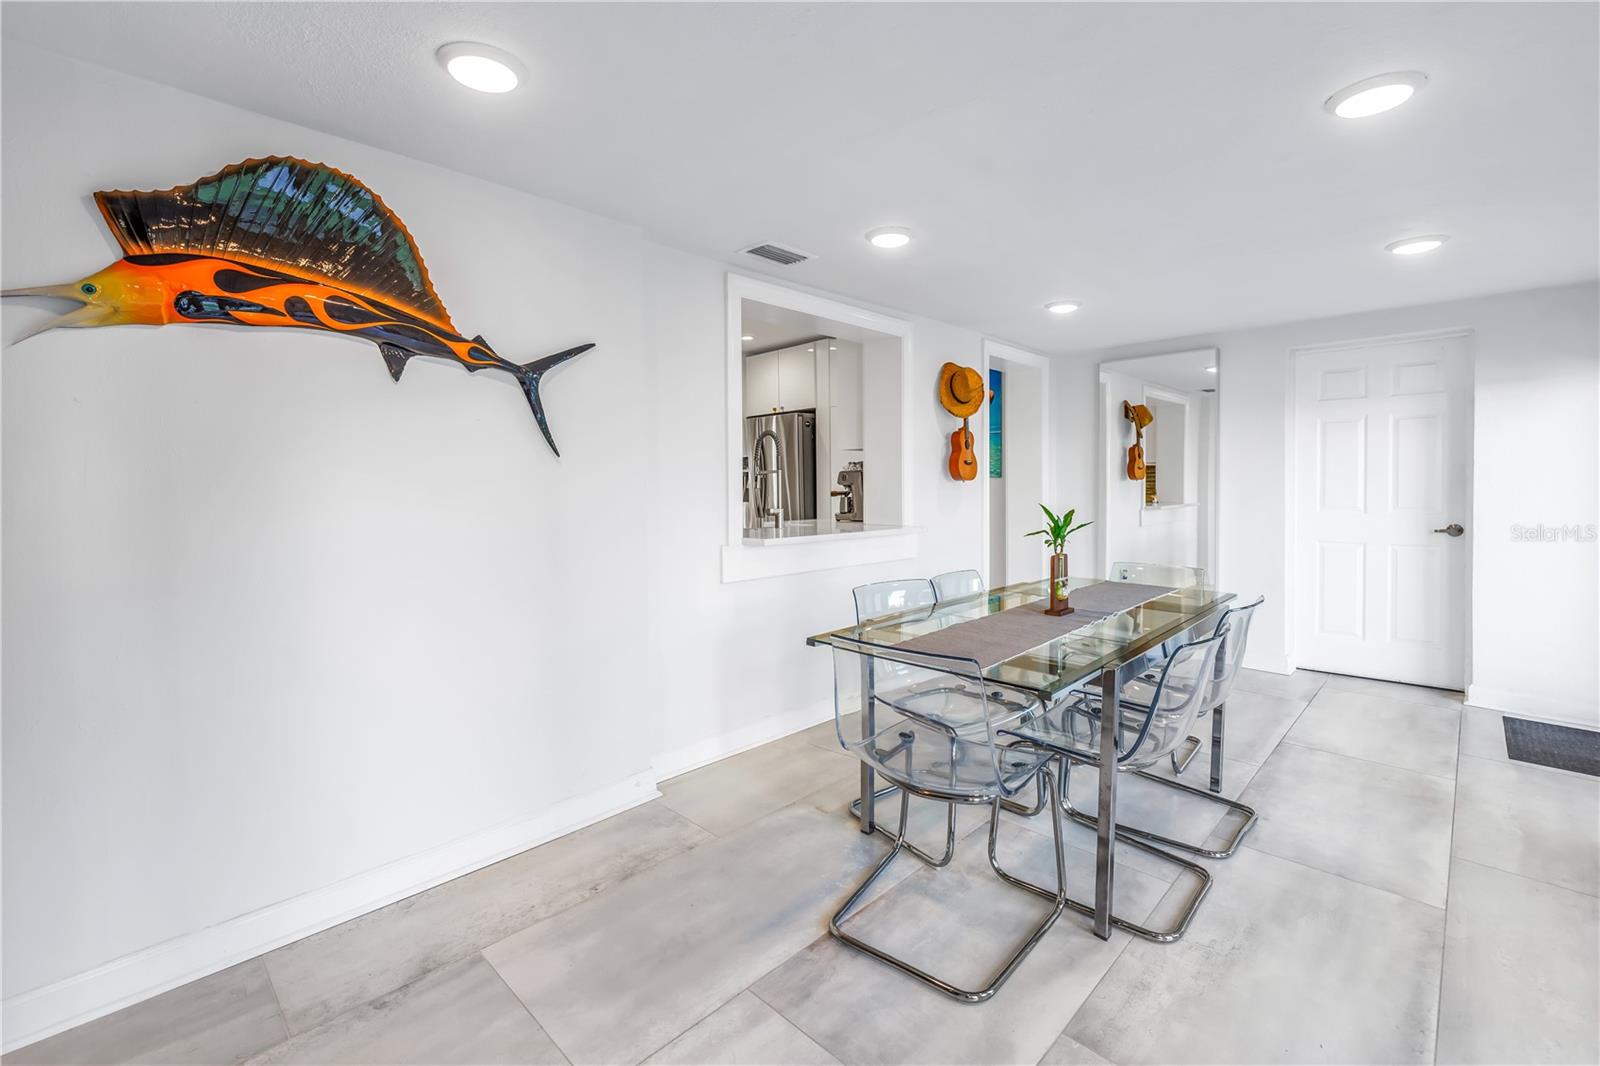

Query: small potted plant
left=1026, top=505, right=1093, bottom=616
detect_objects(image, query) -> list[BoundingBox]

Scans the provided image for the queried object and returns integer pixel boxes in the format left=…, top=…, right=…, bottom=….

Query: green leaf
left=1062, top=508, right=1075, bottom=527
left=1024, top=529, right=1046, bottom=538
left=1039, top=503, right=1059, bottom=527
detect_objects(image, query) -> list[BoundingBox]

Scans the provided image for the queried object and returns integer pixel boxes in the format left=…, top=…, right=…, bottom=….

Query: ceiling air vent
left=742, top=242, right=812, bottom=266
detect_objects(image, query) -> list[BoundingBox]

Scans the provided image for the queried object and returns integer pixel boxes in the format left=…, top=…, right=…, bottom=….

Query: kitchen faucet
left=751, top=428, right=784, bottom=527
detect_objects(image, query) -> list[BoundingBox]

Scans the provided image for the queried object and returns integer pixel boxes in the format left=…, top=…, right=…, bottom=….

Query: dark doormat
left=1502, top=716, right=1600, bottom=777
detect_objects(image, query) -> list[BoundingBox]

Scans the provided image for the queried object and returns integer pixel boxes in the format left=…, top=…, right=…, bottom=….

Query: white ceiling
left=5, top=2, right=1596, bottom=355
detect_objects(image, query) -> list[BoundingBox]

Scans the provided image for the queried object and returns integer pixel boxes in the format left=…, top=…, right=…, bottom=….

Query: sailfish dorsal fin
left=94, top=156, right=456, bottom=331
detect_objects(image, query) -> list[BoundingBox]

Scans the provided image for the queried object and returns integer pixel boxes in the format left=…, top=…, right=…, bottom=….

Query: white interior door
left=1294, top=335, right=1470, bottom=688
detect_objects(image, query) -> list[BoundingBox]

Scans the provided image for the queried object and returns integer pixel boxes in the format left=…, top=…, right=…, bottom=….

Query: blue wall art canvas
left=988, top=367, right=1003, bottom=478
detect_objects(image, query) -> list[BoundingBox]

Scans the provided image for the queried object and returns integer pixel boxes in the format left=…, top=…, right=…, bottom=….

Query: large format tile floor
left=9, top=671, right=1598, bottom=1065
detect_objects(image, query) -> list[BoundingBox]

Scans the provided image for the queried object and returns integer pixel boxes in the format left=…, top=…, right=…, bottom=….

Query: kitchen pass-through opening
left=738, top=297, right=905, bottom=539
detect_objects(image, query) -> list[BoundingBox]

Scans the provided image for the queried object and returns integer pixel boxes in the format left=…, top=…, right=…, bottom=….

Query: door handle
left=1432, top=523, right=1464, bottom=537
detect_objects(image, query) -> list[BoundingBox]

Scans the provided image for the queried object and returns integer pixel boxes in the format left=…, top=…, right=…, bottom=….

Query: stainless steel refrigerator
left=744, top=411, right=816, bottom=528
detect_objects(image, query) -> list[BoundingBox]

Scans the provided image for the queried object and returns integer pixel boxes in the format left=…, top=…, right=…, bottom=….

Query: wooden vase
left=1046, top=552, right=1074, bottom=616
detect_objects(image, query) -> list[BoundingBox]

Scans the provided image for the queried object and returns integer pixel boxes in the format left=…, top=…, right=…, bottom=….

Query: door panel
left=1389, top=544, right=1443, bottom=644
left=1294, top=335, right=1469, bottom=688
left=1391, top=413, right=1443, bottom=510
left=1317, top=417, right=1366, bottom=511
left=1316, top=542, right=1366, bottom=637
left=1319, top=366, right=1368, bottom=401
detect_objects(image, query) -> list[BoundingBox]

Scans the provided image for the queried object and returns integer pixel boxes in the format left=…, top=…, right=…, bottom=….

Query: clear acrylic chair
left=931, top=569, right=985, bottom=603
left=1110, top=561, right=1208, bottom=587
left=1186, top=597, right=1265, bottom=792
left=1107, top=560, right=1210, bottom=762
left=847, top=577, right=1035, bottom=857
left=993, top=629, right=1230, bottom=942
left=851, top=576, right=1035, bottom=735
left=829, top=637, right=1065, bottom=1002
left=1096, top=596, right=1263, bottom=861
left=853, top=578, right=936, bottom=623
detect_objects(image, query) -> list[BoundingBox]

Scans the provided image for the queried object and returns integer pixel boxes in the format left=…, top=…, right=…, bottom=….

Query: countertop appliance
left=834, top=461, right=864, bottom=522
left=744, top=411, right=816, bottom=528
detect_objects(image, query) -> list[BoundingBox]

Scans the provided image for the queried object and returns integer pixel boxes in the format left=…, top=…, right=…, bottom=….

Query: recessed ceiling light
left=1386, top=234, right=1449, bottom=256
left=829, top=345, right=838, bottom=351
left=1044, top=300, right=1082, bottom=315
left=1205, top=366, right=1218, bottom=373
left=1325, top=71, right=1427, bottom=119
left=436, top=42, right=524, bottom=94
left=741, top=334, right=754, bottom=341
left=866, top=227, right=911, bottom=249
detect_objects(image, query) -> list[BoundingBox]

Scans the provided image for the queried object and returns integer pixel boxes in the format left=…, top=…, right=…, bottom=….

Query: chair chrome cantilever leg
left=999, top=764, right=1048, bottom=817
left=1170, top=734, right=1202, bottom=774
left=1070, top=699, right=1253, bottom=859
left=1120, top=700, right=1257, bottom=860
left=849, top=785, right=959, bottom=867
left=1121, top=765, right=1257, bottom=859
left=830, top=771, right=1068, bottom=1003
left=990, top=757, right=1213, bottom=944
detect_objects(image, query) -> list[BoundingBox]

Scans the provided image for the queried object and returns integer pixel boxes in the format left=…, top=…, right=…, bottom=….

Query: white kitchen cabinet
left=779, top=345, right=817, bottom=410
left=744, top=345, right=817, bottom=415
left=829, top=340, right=863, bottom=452
left=743, top=349, right=780, bottom=415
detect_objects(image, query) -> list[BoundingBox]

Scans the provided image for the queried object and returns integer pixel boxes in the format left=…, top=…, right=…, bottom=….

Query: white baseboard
left=1, top=771, right=661, bottom=1054
left=1243, top=651, right=1294, bottom=675
left=1464, top=685, right=1600, bottom=731
left=653, top=700, right=835, bottom=782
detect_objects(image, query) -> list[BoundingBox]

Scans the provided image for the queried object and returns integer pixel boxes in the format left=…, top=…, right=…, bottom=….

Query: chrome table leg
left=993, top=759, right=1213, bottom=944
left=1094, top=663, right=1120, bottom=940
left=859, top=654, right=876, bottom=834
left=1210, top=700, right=1226, bottom=794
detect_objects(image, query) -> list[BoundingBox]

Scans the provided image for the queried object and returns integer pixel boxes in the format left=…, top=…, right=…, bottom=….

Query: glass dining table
left=807, top=577, right=1234, bottom=939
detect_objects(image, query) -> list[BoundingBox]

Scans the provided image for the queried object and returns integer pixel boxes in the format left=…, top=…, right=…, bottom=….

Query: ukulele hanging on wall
left=948, top=419, right=977, bottom=481
left=939, top=362, right=984, bottom=481
left=1123, top=401, right=1154, bottom=480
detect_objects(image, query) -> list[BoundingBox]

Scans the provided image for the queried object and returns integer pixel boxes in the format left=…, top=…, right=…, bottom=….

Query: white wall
left=1, top=37, right=658, bottom=1017
left=0, top=42, right=999, bottom=1045
left=1071, top=283, right=1600, bottom=725
left=644, top=251, right=992, bottom=769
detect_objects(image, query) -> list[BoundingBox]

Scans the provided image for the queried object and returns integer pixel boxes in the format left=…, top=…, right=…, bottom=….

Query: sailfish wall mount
left=1, top=156, right=594, bottom=456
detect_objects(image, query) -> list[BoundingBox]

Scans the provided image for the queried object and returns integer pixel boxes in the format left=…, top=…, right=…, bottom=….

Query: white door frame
left=1286, top=327, right=1474, bottom=684
left=981, top=339, right=1052, bottom=588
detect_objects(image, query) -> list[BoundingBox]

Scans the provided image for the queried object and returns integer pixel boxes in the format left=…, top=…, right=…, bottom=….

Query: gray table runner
left=895, top=581, right=1176, bottom=669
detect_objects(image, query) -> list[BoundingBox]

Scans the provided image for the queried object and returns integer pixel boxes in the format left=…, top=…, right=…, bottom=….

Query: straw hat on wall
left=938, top=362, right=985, bottom=418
